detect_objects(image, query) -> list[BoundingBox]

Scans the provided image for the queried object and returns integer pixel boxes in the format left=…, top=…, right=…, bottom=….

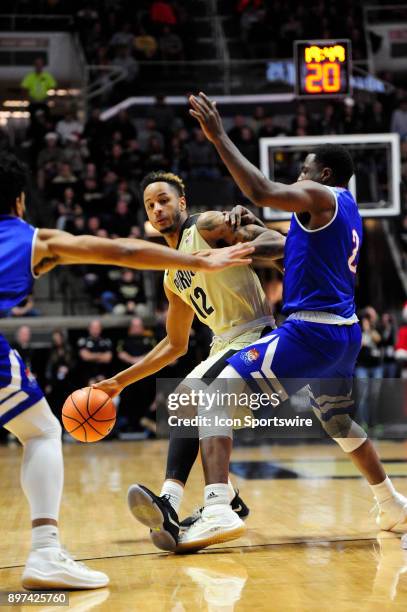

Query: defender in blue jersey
left=172, top=92, right=407, bottom=552
left=0, top=152, right=253, bottom=588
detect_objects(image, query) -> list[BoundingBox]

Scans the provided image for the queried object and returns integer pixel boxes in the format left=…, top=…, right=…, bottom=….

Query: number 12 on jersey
left=189, top=286, right=214, bottom=319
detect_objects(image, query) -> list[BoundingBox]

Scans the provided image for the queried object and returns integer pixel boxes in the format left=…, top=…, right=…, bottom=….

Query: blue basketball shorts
left=0, top=334, right=44, bottom=427
left=227, top=319, right=362, bottom=423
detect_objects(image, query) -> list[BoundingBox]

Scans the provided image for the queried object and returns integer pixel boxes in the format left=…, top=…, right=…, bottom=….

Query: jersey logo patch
left=184, top=230, right=193, bottom=246
left=241, top=348, right=260, bottom=365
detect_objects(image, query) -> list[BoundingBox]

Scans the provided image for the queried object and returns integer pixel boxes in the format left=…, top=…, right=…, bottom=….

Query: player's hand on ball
left=189, top=92, right=225, bottom=142
left=195, top=242, right=254, bottom=271
left=92, top=377, right=123, bottom=398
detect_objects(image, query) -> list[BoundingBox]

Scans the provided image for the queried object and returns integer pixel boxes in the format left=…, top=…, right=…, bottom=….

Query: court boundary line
left=0, top=534, right=383, bottom=570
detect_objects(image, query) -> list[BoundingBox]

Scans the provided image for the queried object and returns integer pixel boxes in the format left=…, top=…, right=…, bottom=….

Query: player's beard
left=159, top=208, right=183, bottom=235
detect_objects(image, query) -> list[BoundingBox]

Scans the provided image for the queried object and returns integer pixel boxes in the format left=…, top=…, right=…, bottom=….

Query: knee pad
left=7, top=398, right=62, bottom=444
left=197, top=391, right=235, bottom=440
left=312, top=404, right=366, bottom=452
left=333, top=420, right=367, bottom=452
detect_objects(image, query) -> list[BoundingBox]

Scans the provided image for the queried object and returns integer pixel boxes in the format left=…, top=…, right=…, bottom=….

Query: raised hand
left=189, top=92, right=225, bottom=143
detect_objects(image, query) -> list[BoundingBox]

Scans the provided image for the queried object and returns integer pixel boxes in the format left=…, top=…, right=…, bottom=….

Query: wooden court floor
left=2, top=439, right=407, bottom=611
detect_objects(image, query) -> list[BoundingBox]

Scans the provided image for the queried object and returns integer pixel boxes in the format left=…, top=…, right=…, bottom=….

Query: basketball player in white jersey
left=94, top=170, right=285, bottom=551
left=0, top=152, right=252, bottom=590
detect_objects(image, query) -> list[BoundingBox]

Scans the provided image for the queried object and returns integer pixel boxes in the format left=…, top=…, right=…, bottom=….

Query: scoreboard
left=294, top=39, right=352, bottom=98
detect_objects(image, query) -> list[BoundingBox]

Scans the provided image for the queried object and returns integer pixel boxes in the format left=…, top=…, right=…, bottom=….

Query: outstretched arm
left=189, top=92, right=333, bottom=214
left=32, top=228, right=254, bottom=276
left=93, top=284, right=195, bottom=397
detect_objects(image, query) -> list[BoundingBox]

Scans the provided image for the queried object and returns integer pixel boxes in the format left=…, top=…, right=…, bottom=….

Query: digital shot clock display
left=294, top=40, right=352, bottom=98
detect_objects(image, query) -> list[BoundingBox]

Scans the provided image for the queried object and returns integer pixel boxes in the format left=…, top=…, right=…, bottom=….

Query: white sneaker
left=177, top=504, right=246, bottom=553
left=376, top=493, right=407, bottom=532
left=22, top=548, right=109, bottom=590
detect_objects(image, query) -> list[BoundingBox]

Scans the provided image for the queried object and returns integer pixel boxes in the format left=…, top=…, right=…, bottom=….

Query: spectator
left=379, top=313, right=398, bottom=378
left=112, top=45, right=139, bottom=88
left=13, top=325, right=35, bottom=374
left=391, top=98, right=407, bottom=138
left=108, top=109, right=137, bottom=142
left=239, top=126, right=258, bottom=165
left=320, top=103, right=339, bottom=135
left=37, top=132, right=63, bottom=168
left=146, top=95, right=175, bottom=135
left=395, top=301, right=407, bottom=378
left=101, top=268, right=146, bottom=315
left=250, top=105, right=266, bottom=134
left=186, top=129, right=220, bottom=179
left=105, top=143, right=130, bottom=178
left=355, top=311, right=383, bottom=428
left=150, top=1, right=178, bottom=28
left=134, top=27, right=158, bottom=59
left=366, top=100, right=389, bottom=133
left=169, top=135, right=189, bottom=176
left=144, top=136, right=170, bottom=172
left=77, top=319, right=113, bottom=384
left=258, top=115, right=283, bottom=138
left=138, top=119, right=165, bottom=153
left=37, top=132, right=63, bottom=190
left=21, top=57, right=56, bottom=119
left=81, top=178, right=104, bottom=216
left=228, top=115, right=247, bottom=144
left=110, top=200, right=136, bottom=237
left=56, top=110, right=83, bottom=144
left=159, top=26, right=184, bottom=61
left=126, top=139, right=146, bottom=181
left=109, top=23, right=134, bottom=52
left=83, top=107, right=107, bottom=164
left=51, top=162, right=78, bottom=199
left=54, top=187, right=80, bottom=229
left=116, top=317, right=157, bottom=432
left=62, top=134, right=88, bottom=174
left=45, top=329, right=75, bottom=416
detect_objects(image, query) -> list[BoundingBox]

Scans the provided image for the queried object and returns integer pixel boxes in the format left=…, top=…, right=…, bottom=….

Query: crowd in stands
left=233, top=0, right=367, bottom=61
left=75, top=0, right=195, bottom=99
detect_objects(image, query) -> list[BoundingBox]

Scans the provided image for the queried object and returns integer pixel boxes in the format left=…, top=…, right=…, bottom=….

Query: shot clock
left=294, top=39, right=352, bottom=98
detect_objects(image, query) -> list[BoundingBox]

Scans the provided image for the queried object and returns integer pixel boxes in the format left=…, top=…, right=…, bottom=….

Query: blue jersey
left=282, top=187, right=362, bottom=318
left=0, top=215, right=37, bottom=311
left=0, top=216, right=44, bottom=426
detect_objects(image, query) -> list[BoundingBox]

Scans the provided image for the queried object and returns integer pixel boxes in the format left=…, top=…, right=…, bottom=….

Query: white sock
left=160, top=480, right=184, bottom=513
left=32, top=525, right=60, bottom=550
left=370, top=476, right=396, bottom=504
left=204, top=483, right=230, bottom=507
left=227, top=477, right=235, bottom=502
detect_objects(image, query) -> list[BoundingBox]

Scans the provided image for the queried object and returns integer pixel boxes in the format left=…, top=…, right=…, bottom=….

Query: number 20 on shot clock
left=294, top=39, right=352, bottom=98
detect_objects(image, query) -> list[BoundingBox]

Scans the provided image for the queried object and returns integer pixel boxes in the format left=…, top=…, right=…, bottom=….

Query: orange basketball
left=62, top=387, right=116, bottom=442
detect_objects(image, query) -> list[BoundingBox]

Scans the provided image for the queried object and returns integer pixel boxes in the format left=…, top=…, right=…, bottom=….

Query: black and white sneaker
left=127, top=484, right=180, bottom=552
left=180, top=490, right=250, bottom=528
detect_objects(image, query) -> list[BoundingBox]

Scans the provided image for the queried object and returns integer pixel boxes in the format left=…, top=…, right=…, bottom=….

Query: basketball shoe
left=177, top=504, right=246, bottom=553
left=22, top=548, right=109, bottom=590
left=375, top=492, right=407, bottom=532
left=180, top=489, right=249, bottom=528
left=127, top=484, right=180, bottom=552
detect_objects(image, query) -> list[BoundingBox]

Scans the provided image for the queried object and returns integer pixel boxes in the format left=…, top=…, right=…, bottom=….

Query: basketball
left=62, top=387, right=116, bottom=443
